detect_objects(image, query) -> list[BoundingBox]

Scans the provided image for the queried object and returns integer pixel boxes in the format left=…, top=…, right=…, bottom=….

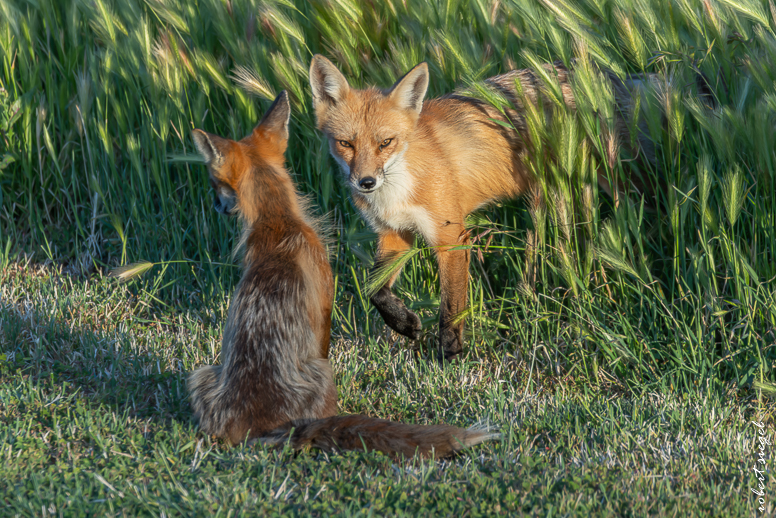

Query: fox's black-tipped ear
left=256, top=90, right=291, bottom=142
left=309, top=54, right=350, bottom=108
left=388, top=62, right=429, bottom=115
left=192, top=129, right=228, bottom=166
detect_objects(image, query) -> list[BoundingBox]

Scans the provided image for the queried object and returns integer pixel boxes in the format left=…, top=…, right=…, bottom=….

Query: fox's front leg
left=435, top=230, right=471, bottom=361
left=370, top=229, right=421, bottom=339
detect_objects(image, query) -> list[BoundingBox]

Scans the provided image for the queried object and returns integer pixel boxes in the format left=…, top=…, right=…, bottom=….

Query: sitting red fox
left=188, top=91, right=497, bottom=458
left=309, top=55, right=658, bottom=362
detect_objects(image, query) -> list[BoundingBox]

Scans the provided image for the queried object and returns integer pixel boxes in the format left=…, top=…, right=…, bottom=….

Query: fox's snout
left=213, top=188, right=237, bottom=216
left=333, top=151, right=386, bottom=194
left=208, top=175, right=238, bottom=216
left=343, top=160, right=385, bottom=194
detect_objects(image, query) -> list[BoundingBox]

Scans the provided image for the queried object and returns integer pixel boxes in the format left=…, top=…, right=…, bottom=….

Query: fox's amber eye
left=380, top=138, right=393, bottom=149
left=338, top=140, right=352, bottom=148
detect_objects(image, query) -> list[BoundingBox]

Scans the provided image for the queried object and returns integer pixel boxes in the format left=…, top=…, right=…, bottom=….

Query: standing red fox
left=309, top=55, right=657, bottom=362
left=188, top=91, right=497, bottom=458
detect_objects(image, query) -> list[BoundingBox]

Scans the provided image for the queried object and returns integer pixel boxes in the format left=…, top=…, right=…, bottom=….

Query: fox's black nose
left=359, top=177, right=377, bottom=190
left=214, top=195, right=229, bottom=215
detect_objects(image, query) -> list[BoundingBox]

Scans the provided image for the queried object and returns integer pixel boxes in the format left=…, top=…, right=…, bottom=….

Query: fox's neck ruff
left=350, top=143, right=438, bottom=243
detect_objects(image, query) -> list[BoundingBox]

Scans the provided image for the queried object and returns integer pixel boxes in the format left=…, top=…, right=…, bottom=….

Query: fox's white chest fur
left=345, top=145, right=437, bottom=244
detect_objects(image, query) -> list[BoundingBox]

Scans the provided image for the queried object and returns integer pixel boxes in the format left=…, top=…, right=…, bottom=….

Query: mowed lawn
left=1, top=0, right=775, bottom=516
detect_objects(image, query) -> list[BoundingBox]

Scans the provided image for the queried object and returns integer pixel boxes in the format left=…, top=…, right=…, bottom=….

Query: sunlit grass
left=0, top=262, right=768, bottom=515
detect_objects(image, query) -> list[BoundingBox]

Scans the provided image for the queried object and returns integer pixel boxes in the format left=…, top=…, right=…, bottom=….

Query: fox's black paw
left=371, top=287, right=422, bottom=340
left=387, top=307, right=422, bottom=340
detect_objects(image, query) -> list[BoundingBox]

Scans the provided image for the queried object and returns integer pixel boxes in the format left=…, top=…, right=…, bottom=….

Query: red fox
left=309, top=55, right=659, bottom=362
left=188, top=91, right=498, bottom=458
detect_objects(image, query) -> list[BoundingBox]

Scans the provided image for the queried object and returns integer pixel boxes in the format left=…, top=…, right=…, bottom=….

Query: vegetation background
left=0, top=0, right=774, bottom=515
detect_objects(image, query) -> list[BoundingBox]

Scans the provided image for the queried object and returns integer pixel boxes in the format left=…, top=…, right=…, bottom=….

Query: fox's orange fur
left=188, top=91, right=498, bottom=458
left=309, top=55, right=656, bottom=361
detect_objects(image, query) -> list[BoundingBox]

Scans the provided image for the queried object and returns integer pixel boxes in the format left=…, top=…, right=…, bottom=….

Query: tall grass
left=0, top=0, right=774, bottom=396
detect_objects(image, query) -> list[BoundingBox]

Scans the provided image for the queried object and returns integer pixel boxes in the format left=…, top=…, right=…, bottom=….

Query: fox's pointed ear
left=309, top=54, right=350, bottom=108
left=255, top=90, right=291, bottom=142
left=388, top=62, right=429, bottom=115
left=192, top=129, right=228, bottom=166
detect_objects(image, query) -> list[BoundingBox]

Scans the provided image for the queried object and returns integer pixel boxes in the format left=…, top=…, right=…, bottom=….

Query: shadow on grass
left=0, top=270, right=195, bottom=427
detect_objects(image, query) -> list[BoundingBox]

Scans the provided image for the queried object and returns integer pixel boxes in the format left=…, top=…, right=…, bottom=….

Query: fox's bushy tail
left=258, top=414, right=500, bottom=459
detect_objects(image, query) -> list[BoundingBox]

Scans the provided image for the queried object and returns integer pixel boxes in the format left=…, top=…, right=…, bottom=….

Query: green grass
left=0, top=0, right=775, bottom=515
left=0, top=263, right=765, bottom=516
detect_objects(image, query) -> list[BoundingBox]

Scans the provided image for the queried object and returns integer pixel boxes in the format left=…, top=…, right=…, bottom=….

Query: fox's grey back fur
left=188, top=256, right=336, bottom=440
left=484, top=62, right=657, bottom=163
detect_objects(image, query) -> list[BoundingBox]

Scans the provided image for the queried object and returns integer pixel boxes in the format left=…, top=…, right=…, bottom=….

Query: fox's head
left=309, top=55, right=429, bottom=195
left=192, top=91, right=291, bottom=222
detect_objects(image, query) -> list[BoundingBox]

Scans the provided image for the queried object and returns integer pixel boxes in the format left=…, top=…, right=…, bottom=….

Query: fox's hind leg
left=188, top=365, right=228, bottom=436
left=370, top=229, right=421, bottom=340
